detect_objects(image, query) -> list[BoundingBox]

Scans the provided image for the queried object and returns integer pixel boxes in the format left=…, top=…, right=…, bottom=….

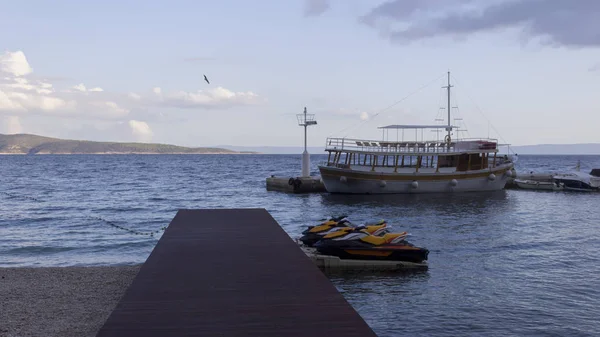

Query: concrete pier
left=266, top=175, right=327, bottom=193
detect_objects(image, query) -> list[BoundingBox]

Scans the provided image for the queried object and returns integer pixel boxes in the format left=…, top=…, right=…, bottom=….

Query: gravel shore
left=0, top=265, right=141, bottom=337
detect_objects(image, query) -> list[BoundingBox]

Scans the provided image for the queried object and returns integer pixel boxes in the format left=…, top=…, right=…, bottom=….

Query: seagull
left=203, top=74, right=210, bottom=84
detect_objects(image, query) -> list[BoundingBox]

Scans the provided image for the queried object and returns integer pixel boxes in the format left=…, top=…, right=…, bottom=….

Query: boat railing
left=324, top=137, right=499, bottom=154
left=319, top=160, right=351, bottom=169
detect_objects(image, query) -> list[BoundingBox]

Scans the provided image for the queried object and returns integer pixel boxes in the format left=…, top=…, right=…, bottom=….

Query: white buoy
left=298, top=107, right=317, bottom=178
left=411, top=181, right=419, bottom=189
left=450, top=179, right=458, bottom=186
left=380, top=180, right=387, bottom=188
left=488, top=173, right=496, bottom=181
left=340, top=176, right=347, bottom=183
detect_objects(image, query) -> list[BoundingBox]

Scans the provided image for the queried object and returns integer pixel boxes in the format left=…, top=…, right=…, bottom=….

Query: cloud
left=360, top=0, right=600, bottom=48
left=0, top=115, right=23, bottom=134
left=304, top=0, right=330, bottom=17
left=0, top=49, right=264, bottom=144
left=589, top=63, right=600, bottom=72
left=128, top=120, right=153, bottom=142
left=323, top=108, right=371, bottom=121
left=128, top=92, right=142, bottom=100
left=154, top=87, right=262, bottom=109
left=0, top=50, right=263, bottom=127
left=0, top=51, right=33, bottom=76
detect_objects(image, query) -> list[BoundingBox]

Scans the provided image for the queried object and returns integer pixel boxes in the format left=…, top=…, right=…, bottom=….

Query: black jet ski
left=299, top=219, right=388, bottom=247
left=313, top=228, right=428, bottom=263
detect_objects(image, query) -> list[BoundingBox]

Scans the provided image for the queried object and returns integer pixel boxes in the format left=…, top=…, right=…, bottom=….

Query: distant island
left=2, top=133, right=598, bottom=155
left=0, top=133, right=257, bottom=155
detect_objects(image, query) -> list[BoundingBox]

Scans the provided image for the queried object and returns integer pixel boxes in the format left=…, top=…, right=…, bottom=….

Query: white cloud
left=104, top=101, right=129, bottom=117
left=0, top=51, right=33, bottom=76
left=4, top=77, right=54, bottom=95
left=128, top=92, right=141, bottom=100
left=128, top=120, right=153, bottom=142
left=157, top=86, right=261, bottom=109
left=67, top=83, right=103, bottom=93
left=0, top=49, right=264, bottom=142
left=72, top=83, right=87, bottom=92
left=0, top=89, right=26, bottom=112
left=327, top=108, right=371, bottom=121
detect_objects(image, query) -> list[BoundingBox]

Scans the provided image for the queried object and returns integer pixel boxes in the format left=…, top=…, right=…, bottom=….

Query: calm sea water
left=1, top=154, right=599, bottom=336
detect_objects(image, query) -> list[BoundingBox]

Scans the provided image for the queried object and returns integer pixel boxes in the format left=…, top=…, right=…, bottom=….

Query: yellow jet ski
left=314, top=228, right=428, bottom=263
left=299, top=219, right=388, bottom=247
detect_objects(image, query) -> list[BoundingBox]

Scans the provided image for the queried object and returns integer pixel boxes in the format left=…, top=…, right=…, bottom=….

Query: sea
left=1, top=154, right=599, bottom=337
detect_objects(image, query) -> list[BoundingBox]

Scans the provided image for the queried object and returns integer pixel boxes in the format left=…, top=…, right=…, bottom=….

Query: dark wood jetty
left=96, top=209, right=377, bottom=337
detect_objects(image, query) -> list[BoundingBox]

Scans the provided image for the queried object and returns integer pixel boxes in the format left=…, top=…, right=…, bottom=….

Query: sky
left=1, top=0, right=600, bottom=147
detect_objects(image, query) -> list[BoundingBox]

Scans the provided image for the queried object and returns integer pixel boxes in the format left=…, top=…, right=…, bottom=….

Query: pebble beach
left=0, top=265, right=141, bottom=337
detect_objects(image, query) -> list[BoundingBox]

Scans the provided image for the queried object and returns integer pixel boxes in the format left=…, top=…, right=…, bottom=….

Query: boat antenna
left=442, top=70, right=453, bottom=145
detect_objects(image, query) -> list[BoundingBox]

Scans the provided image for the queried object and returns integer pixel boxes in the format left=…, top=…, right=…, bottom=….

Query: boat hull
left=318, top=165, right=514, bottom=194
left=514, top=179, right=563, bottom=191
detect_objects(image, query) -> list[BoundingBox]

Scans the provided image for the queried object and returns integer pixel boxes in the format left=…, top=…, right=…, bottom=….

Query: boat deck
left=96, top=208, right=377, bottom=337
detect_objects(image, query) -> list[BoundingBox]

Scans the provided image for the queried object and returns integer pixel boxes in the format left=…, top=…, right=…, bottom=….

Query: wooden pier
left=96, top=209, right=376, bottom=337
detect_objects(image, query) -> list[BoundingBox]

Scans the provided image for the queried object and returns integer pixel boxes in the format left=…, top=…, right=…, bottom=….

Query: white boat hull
left=514, top=179, right=563, bottom=191
left=318, top=165, right=514, bottom=194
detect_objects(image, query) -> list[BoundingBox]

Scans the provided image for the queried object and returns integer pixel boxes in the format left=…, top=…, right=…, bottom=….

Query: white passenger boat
left=317, top=72, right=515, bottom=194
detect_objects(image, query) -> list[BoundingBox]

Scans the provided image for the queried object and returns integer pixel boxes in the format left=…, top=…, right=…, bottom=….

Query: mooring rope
left=87, top=215, right=167, bottom=236
left=1, top=191, right=167, bottom=236
left=0, top=191, right=44, bottom=202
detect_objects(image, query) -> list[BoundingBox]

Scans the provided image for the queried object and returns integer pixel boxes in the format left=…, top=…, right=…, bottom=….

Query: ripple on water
left=1, top=154, right=599, bottom=336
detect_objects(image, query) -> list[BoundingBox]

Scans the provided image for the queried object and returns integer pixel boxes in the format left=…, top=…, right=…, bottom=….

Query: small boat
left=313, top=228, right=429, bottom=263
left=514, top=179, right=564, bottom=191
left=514, top=161, right=600, bottom=192
left=299, top=219, right=388, bottom=247
left=552, top=172, right=600, bottom=192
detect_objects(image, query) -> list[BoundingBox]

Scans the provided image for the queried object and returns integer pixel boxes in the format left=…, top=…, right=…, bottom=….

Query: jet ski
left=299, top=219, right=388, bottom=247
left=313, top=228, right=429, bottom=263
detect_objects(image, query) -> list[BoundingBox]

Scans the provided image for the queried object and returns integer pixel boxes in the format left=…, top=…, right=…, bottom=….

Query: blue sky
left=1, top=0, right=600, bottom=147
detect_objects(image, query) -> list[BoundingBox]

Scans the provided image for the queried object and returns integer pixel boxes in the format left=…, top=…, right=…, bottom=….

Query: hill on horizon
left=3, top=133, right=598, bottom=155
left=0, top=133, right=254, bottom=155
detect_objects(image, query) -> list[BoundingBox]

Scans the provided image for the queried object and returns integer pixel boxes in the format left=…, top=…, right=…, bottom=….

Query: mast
left=297, top=107, right=317, bottom=177
left=304, top=107, right=307, bottom=153
left=443, top=71, right=453, bottom=141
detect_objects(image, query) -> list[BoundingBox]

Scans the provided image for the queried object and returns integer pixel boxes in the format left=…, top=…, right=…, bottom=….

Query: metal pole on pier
left=298, top=107, right=317, bottom=177
left=442, top=71, right=453, bottom=148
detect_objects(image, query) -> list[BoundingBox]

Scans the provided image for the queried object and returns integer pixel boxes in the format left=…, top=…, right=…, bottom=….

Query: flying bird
left=204, top=74, right=210, bottom=84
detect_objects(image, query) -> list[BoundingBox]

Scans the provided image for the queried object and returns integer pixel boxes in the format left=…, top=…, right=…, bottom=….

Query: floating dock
left=266, top=175, right=327, bottom=193
left=300, top=246, right=428, bottom=272
left=96, top=209, right=377, bottom=337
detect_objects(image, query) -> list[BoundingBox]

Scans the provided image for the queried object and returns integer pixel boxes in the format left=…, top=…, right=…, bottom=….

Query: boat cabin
left=323, top=125, right=508, bottom=174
